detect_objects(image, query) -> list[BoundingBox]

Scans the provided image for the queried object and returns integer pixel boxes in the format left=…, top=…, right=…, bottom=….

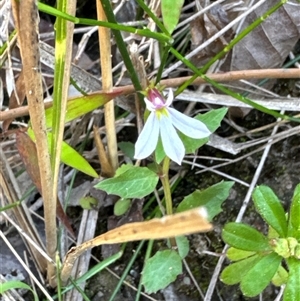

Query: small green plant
left=95, top=100, right=232, bottom=293
left=221, top=184, right=300, bottom=300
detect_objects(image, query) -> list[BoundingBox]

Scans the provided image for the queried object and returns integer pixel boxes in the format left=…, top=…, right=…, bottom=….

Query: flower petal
left=144, top=97, right=156, bottom=111
left=165, top=88, right=174, bottom=107
left=159, top=114, right=185, bottom=165
left=134, top=112, right=159, bottom=159
left=168, top=108, right=211, bottom=139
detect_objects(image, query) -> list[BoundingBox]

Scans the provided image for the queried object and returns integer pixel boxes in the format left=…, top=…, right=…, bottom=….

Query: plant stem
left=161, top=157, right=173, bottom=216
left=38, top=2, right=171, bottom=43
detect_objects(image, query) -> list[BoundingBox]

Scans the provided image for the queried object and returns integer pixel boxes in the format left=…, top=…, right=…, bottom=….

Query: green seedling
left=221, top=184, right=300, bottom=300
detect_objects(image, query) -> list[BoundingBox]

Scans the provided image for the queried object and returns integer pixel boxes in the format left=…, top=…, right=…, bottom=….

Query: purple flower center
left=147, top=88, right=166, bottom=109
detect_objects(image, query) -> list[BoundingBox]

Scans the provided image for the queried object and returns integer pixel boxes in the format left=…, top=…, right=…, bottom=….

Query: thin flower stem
left=161, top=157, right=173, bottom=216
left=161, top=157, right=176, bottom=247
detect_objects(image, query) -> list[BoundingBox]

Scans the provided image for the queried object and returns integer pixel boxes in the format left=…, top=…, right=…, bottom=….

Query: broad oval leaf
left=240, top=252, right=282, bottom=297
left=45, top=91, right=121, bottom=128
left=95, top=165, right=159, bottom=198
left=114, top=198, right=131, bottom=216
left=252, top=185, right=287, bottom=237
left=288, top=183, right=300, bottom=239
left=142, top=250, right=182, bottom=293
left=221, top=254, right=260, bottom=285
left=177, top=181, right=234, bottom=221
left=222, top=223, right=271, bottom=252
left=161, top=0, right=184, bottom=35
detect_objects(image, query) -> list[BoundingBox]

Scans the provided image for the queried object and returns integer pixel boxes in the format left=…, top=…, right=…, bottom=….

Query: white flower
left=134, top=87, right=211, bottom=165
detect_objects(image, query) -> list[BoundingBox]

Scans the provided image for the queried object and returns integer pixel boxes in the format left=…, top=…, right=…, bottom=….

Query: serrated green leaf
left=142, top=250, right=182, bottom=293
left=114, top=198, right=131, bottom=216
left=222, top=223, right=271, bottom=252
left=177, top=181, right=234, bottom=221
left=272, top=265, right=288, bottom=287
left=284, top=257, right=300, bottom=301
left=0, top=281, right=39, bottom=301
left=94, top=166, right=159, bottom=198
left=175, top=236, right=190, bottom=259
left=288, top=183, right=300, bottom=239
left=28, top=128, right=98, bottom=178
left=161, top=0, right=184, bottom=35
left=180, top=108, right=227, bottom=154
left=45, top=91, right=120, bottom=128
left=221, top=254, right=260, bottom=285
left=253, top=185, right=287, bottom=238
left=226, top=247, right=256, bottom=261
left=240, top=253, right=281, bottom=297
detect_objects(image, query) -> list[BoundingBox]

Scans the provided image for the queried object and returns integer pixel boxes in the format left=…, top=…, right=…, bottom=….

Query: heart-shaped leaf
left=95, top=165, right=159, bottom=198
left=177, top=181, right=234, bottom=221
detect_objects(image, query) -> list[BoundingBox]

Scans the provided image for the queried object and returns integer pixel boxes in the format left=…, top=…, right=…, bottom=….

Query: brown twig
left=96, top=0, right=118, bottom=173
left=1, top=68, right=299, bottom=123
left=12, top=0, right=56, bottom=283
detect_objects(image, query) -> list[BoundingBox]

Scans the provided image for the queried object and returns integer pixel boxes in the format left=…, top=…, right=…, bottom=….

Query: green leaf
left=272, top=265, right=288, bottom=287
left=177, top=181, right=234, bottom=221
left=180, top=108, right=228, bottom=154
left=115, top=163, right=133, bottom=176
left=114, top=198, right=131, bottom=216
left=79, top=196, right=98, bottom=210
left=45, top=91, right=121, bottom=128
left=197, top=108, right=228, bottom=132
left=161, top=0, right=184, bottom=34
left=288, top=183, right=300, bottom=239
left=252, top=185, right=288, bottom=237
left=59, top=137, right=98, bottom=178
left=95, top=165, right=159, bottom=198
left=221, top=254, right=260, bottom=285
left=118, top=142, right=135, bottom=159
left=28, top=128, right=98, bottom=178
left=240, top=252, right=281, bottom=297
left=0, top=281, right=39, bottom=301
left=142, top=250, right=182, bottom=293
left=226, top=247, right=256, bottom=261
left=175, top=236, right=190, bottom=259
left=268, top=224, right=281, bottom=239
left=284, top=257, right=300, bottom=301
left=222, top=223, right=271, bottom=252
